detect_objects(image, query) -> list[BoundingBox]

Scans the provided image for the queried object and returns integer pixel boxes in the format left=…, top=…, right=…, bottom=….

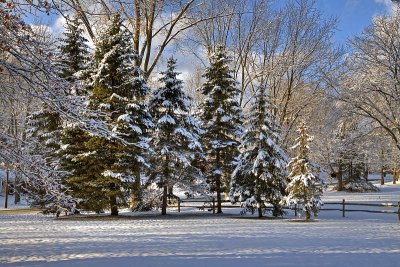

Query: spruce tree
left=111, top=56, right=153, bottom=212
left=198, top=45, right=244, bottom=213
left=230, top=84, right=287, bottom=217
left=149, top=57, right=203, bottom=215
left=283, top=121, right=326, bottom=220
left=66, top=12, right=152, bottom=215
left=56, top=16, right=104, bottom=212
left=59, top=15, right=90, bottom=92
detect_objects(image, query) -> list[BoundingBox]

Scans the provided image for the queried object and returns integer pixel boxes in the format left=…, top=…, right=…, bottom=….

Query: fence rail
left=169, top=198, right=400, bottom=220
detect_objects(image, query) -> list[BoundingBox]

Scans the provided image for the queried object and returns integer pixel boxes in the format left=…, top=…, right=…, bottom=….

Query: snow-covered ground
left=1, top=177, right=399, bottom=267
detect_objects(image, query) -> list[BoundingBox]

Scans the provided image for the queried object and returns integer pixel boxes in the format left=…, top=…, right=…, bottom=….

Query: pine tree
left=198, top=45, right=244, bottom=213
left=59, top=15, right=90, bottom=93
left=149, top=57, right=204, bottom=215
left=283, top=121, right=326, bottom=220
left=65, top=13, right=152, bottom=215
left=111, top=55, right=153, bottom=212
left=230, top=84, right=287, bottom=217
left=56, top=16, right=103, bottom=212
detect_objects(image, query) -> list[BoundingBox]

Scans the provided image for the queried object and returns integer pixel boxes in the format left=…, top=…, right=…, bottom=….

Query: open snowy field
left=1, top=178, right=400, bottom=267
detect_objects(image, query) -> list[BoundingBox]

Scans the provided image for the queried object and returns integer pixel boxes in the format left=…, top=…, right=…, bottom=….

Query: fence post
left=212, top=198, right=215, bottom=214
left=397, top=201, right=400, bottom=221
left=342, top=199, right=345, bottom=218
left=178, top=198, right=181, bottom=213
left=294, top=204, right=297, bottom=217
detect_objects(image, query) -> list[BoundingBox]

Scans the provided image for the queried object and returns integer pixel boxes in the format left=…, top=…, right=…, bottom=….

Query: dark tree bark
left=364, top=162, right=369, bottom=182
left=109, top=183, right=118, bottom=216
left=337, top=162, right=343, bottom=191
left=161, top=153, right=169, bottom=216
left=4, top=169, right=9, bottom=209
left=162, top=185, right=168, bottom=215
left=215, top=149, right=222, bottom=214
left=305, top=210, right=311, bottom=221
left=14, top=172, right=20, bottom=204
left=168, top=186, right=173, bottom=195
left=133, top=168, right=141, bottom=206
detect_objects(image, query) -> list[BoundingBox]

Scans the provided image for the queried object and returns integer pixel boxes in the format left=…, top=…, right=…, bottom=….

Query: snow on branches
left=282, top=121, right=326, bottom=220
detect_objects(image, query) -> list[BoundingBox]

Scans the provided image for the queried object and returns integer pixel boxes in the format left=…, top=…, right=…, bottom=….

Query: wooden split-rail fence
left=168, top=198, right=400, bottom=220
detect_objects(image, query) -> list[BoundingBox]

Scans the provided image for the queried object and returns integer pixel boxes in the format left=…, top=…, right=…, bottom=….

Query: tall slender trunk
left=216, top=149, right=222, bottom=214
left=380, top=166, right=385, bottom=186
left=4, top=169, right=9, bottom=209
left=161, top=154, right=169, bottom=215
left=364, top=161, right=369, bottom=182
left=12, top=114, right=20, bottom=204
left=337, top=162, right=343, bottom=191
left=393, top=167, right=397, bottom=185
left=14, top=172, right=20, bottom=204
left=216, top=180, right=222, bottom=214
left=349, top=161, right=353, bottom=183
left=162, top=185, right=168, bottom=215
left=133, top=0, right=141, bottom=67
left=132, top=167, right=141, bottom=207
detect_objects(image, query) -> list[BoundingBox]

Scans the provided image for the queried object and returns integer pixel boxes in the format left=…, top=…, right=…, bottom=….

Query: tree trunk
left=349, top=161, right=353, bottom=183
left=393, top=168, right=397, bottom=185
left=215, top=149, right=222, bottom=214
left=14, top=172, right=20, bottom=204
left=162, top=185, right=168, bottom=215
left=337, top=163, right=343, bottom=191
left=4, top=169, right=9, bottom=209
left=215, top=178, right=222, bottom=214
left=258, top=207, right=263, bottom=218
left=110, top=196, right=118, bottom=216
left=161, top=153, right=169, bottom=215
left=132, top=168, right=141, bottom=207
left=364, top=161, right=368, bottom=182
left=109, top=183, right=118, bottom=216
left=380, top=166, right=385, bottom=186
left=133, top=0, right=141, bottom=67
left=168, top=186, right=173, bottom=195
left=305, top=210, right=311, bottom=221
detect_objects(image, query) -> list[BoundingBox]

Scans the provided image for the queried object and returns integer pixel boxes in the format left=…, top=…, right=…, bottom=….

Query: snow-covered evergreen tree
left=55, top=16, right=104, bottom=212
left=282, top=121, right=326, bottom=220
left=111, top=55, right=153, bottom=212
left=25, top=16, right=90, bottom=208
left=59, top=15, right=90, bottom=93
left=230, top=84, right=287, bottom=217
left=198, top=45, right=245, bottom=213
left=149, top=57, right=204, bottom=215
left=64, top=13, right=153, bottom=215
left=25, top=107, right=64, bottom=208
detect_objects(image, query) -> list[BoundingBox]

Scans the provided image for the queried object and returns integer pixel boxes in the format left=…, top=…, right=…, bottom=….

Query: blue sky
left=38, top=0, right=395, bottom=48
left=314, top=0, right=394, bottom=45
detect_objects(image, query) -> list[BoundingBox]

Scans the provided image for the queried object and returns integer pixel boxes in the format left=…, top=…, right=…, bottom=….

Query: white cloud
left=374, top=0, right=397, bottom=14
left=52, top=15, right=66, bottom=34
